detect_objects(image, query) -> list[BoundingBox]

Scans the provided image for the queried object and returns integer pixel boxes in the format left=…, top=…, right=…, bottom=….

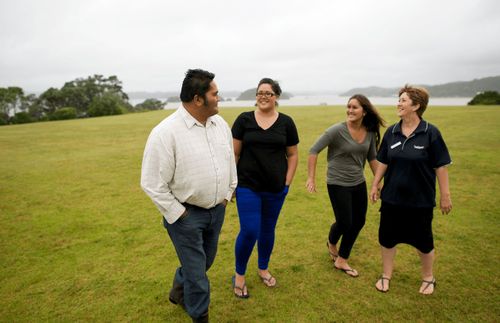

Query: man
left=141, top=69, right=237, bottom=323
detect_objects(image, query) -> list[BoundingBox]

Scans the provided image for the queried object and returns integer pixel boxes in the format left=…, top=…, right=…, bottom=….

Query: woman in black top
left=231, top=78, right=299, bottom=298
left=370, top=85, right=452, bottom=295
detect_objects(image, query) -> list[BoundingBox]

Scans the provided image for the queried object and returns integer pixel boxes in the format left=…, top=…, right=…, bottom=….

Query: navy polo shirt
left=377, top=119, right=451, bottom=208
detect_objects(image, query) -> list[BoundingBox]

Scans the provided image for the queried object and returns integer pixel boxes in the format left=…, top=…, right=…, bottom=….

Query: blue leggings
left=234, top=186, right=288, bottom=275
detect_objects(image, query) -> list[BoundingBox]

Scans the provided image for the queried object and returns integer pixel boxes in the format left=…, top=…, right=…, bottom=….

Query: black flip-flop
left=231, top=275, right=249, bottom=299
left=334, top=264, right=359, bottom=278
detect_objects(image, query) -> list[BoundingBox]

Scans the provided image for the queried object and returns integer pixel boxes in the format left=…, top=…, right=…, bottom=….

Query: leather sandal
left=375, top=275, right=390, bottom=293
left=258, top=272, right=277, bottom=287
left=420, top=277, right=436, bottom=295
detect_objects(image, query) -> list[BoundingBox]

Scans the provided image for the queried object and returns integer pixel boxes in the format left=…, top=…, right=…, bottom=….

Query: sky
left=1, top=0, right=500, bottom=94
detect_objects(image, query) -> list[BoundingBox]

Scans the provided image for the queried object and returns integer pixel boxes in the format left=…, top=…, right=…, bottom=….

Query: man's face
left=202, top=81, right=220, bottom=116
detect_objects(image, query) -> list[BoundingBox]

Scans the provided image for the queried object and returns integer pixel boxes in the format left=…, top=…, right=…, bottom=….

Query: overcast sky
left=1, top=0, right=499, bottom=94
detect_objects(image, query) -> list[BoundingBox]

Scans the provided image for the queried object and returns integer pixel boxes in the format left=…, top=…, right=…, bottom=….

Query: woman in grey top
left=306, top=94, right=385, bottom=277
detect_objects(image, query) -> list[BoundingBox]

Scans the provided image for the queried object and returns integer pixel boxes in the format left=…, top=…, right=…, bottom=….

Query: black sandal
left=334, top=264, right=359, bottom=278
left=231, top=275, right=249, bottom=299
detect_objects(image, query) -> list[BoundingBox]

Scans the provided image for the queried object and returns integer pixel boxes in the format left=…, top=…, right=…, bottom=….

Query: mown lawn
left=0, top=105, right=499, bottom=322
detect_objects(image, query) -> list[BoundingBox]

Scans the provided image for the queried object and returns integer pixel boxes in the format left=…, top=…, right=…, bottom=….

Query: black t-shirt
left=232, top=111, right=299, bottom=192
left=377, top=119, right=451, bottom=208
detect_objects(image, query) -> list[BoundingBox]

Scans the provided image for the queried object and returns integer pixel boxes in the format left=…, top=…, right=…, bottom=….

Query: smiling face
left=199, top=81, right=220, bottom=117
left=397, top=92, right=419, bottom=118
left=256, top=83, right=278, bottom=112
left=346, top=98, right=365, bottom=123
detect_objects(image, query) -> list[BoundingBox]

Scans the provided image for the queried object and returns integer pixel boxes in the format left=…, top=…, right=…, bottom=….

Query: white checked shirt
left=141, top=105, right=237, bottom=223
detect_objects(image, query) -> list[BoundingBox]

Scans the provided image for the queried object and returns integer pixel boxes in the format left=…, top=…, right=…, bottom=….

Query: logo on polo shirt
left=414, top=145, right=425, bottom=149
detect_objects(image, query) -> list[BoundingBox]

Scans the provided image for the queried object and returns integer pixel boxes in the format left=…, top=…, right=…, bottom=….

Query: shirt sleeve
left=428, top=127, right=452, bottom=168
left=376, top=127, right=391, bottom=165
left=225, top=123, right=238, bottom=200
left=367, top=133, right=377, bottom=161
left=286, top=116, right=300, bottom=146
left=140, top=129, right=185, bottom=222
left=231, top=113, right=245, bottom=140
left=309, top=125, right=336, bottom=155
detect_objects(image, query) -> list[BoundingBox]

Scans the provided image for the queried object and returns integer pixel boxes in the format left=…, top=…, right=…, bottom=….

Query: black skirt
left=378, top=201, right=434, bottom=253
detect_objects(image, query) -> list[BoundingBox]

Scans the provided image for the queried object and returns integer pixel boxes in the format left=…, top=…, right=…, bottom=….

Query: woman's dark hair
left=399, top=84, right=429, bottom=118
left=349, top=94, right=386, bottom=148
left=257, top=78, right=282, bottom=96
left=180, top=69, right=215, bottom=103
left=256, top=78, right=282, bottom=106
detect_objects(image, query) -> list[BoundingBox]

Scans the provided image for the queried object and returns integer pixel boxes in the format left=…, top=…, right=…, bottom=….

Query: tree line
left=0, top=75, right=166, bottom=125
left=467, top=91, right=500, bottom=105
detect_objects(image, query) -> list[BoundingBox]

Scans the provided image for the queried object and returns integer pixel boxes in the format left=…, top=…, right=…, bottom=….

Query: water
left=130, top=95, right=471, bottom=108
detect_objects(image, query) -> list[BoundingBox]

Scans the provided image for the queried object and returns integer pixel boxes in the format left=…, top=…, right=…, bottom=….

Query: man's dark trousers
left=164, top=203, right=225, bottom=320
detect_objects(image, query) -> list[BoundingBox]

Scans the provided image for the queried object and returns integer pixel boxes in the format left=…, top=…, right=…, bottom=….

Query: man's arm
left=141, top=131, right=185, bottom=223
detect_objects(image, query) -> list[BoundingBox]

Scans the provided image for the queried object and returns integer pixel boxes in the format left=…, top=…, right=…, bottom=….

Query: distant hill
left=340, top=76, right=500, bottom=97
left=236, top=88, right=293, bottom=100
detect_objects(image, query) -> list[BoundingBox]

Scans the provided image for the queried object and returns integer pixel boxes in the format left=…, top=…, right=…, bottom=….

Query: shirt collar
left=392, top=119, right=428, bottom=134
left=178, top=105, right=217, bottom=129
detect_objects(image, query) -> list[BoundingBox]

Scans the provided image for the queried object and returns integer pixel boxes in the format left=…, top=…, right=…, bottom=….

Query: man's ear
left=194, top=94, right=205, bottom=107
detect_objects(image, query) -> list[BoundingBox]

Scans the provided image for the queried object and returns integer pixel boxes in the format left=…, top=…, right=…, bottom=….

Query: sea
left=130, top=95, right=471, bottom=109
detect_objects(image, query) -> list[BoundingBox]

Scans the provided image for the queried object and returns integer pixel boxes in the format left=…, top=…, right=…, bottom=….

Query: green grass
left=1, top=105, right=499, bottom=322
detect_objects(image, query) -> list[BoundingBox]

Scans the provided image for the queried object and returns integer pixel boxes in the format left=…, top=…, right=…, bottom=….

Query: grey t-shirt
left=309, top=122, right=376, bottom=186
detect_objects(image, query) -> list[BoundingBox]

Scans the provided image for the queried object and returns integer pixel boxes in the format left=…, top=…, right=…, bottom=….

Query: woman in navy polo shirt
left=231, top=78, right=299, bottom=298
left=369, top=85, right=452, bottom=295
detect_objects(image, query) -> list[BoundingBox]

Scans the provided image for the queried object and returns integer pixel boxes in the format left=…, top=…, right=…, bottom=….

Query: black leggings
left=327, top=182, right=367, bottom=259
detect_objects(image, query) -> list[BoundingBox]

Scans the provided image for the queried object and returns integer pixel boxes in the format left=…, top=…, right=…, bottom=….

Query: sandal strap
left=421, top=278, right=436, bottom=292
left=260, top=274, right=276, bottom=286
left=377, top=275, right=390, bottom=292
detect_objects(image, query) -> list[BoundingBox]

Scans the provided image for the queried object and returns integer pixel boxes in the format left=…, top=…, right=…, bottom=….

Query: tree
left=39, top=87, right=65, bottom=116
left=0, top=112, right=8, bottom=125
left=50, top=107, right=77, bottom=120
left=1, top=74, right=132, bottom=125
left=468, top=91, right=500, bottom=105
left=60, top=74, right=130, bottom=115
left=88, top=93, right=126, bottom=117
left=23, top=94, right=45, bottom=121
left=11, top=112, right=33, bottom=124
left=134, top=98, right=166, bottom=111
left=0, top=87, right=24, bottom=117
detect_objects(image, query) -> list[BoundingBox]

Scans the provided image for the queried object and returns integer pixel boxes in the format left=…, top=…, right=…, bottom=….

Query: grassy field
left=1, top=105, right=499, bottom=322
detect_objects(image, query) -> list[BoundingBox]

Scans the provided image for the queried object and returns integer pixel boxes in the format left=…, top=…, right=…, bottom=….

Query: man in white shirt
left=141, top=69, right=237, bottom=323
